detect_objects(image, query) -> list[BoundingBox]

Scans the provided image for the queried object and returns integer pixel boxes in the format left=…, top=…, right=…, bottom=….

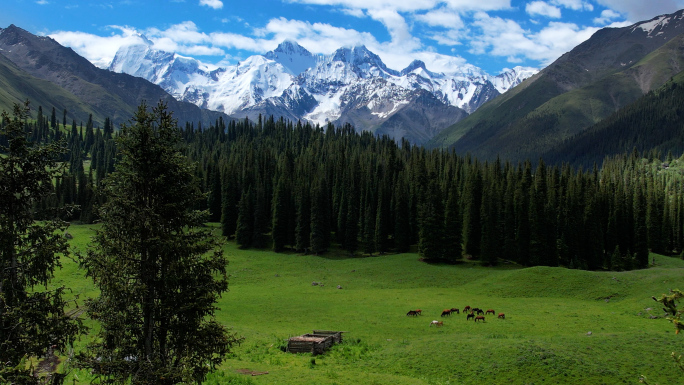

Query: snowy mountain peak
left=330, top=45, right=399, bottom=78
left=491, top=66, right=538, bottom=94
left=401, top=60, right=427, bottom=76
left=268, top=40, right=311, bottom=56
left=631, top=9, right=684, bottom=36
left=107, top=39, right=537, bottom=143
left=264, top=40, right=317, bottom=75
left=137, top=33, right=154, bottom=46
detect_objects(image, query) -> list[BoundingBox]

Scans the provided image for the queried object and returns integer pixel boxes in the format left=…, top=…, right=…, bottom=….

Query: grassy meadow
left=53, top=224, right=684, bottom=384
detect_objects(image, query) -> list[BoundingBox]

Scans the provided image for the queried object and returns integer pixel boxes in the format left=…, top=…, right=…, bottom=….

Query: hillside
left=0, top=25, right=231, bottom=127
left=429, top=9, right=684, bottom=161
left=56, top=224, right=684, bottom=384
left=543, top=73, right=684, bottom=167
left=0, top=51, right=99, bottom=121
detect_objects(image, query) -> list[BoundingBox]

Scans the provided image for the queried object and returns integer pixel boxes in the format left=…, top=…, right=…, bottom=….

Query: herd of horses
left=407, top=307, right=505, bottom=326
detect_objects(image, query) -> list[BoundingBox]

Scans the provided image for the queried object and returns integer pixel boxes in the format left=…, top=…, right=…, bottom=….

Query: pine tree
left=462, top=166, right=482, bottom=258
left=77, top=101, right=241, bottom=384
left=310, top=176, right=330, bottom=255
left=0, top=102, right=86, bottom=384
left=443, top=184, right=462, bottom=261
left=235, top=186, right=254, bottom=248
left=418, top=177, right=445, bottom=261
left=271, top=176, right=290, bottom=252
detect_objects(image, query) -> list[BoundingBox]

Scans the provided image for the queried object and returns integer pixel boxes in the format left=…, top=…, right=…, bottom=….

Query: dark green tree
left=418, top=177, right=445, bottom=261
left=0, top=102, right=85, bottom=384
left=462, top=166, right=482, bottom=258
left=235, top=187, right=254, bottom=249
left=77, top=101, right=241, bottom=384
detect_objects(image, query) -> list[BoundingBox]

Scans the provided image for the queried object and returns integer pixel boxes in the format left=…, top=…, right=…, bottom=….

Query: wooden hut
left=287, top=330, right=345, bottom=354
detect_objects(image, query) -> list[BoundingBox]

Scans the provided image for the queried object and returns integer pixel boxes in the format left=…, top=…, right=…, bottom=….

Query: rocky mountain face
left=0, top=25, right=230, bottom=128
left=109, top=40, right=535, bottom=144
left=429, top=9, right=684, bottom=161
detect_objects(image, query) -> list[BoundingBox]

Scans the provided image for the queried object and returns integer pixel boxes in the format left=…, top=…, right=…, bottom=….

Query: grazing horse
left=498, top=313, right=505, bottom=319
left=476, top=309, right=485, bottom=315
left=474, top=315, right=485, bottom=322
left=450, top=308, right=460, bottom=314
left=472, top=307, right=481, bottom=314
left=441, top=309, right=452, bottom=317
left=463, top=306, right=471, bottom=313
left=415, top=309, right=422, bottom=315
left=466, top=312, right=475, bottom=321
left=430, top=320, right=443, bottom=327
left=486, top=309, right=495, bottom=315
left=407, top=310, right=418, bottom=316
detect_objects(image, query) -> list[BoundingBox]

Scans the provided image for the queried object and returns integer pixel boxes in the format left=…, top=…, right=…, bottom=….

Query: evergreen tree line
left=544, top=80, right=684, bottom=168
left=180, top=115, right=684, bottom=271
left=0, top=105, right=117, bottom=223
left=5, top=106, right=684, bottom=272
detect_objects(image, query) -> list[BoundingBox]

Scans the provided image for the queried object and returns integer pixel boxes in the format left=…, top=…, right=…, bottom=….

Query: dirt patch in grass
left=236, top=369, right=269, bottom=376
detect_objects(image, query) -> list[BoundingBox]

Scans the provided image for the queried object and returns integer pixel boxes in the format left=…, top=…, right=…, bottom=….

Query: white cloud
left=526, top=1, right=562, bottom=18
left=593, top=9, right=622, bottom=25
left=595, top=0, right=684, bottom=22
left=199, top=0, right=223, bottom=9
left=367, top=8, right=421, bottom=50
left=36, top=0, right=49, bottom=4
left=340, top=8, right=366, bottom=17
left=550, top=0, right=593, bottom=11
left=49, top=26, right=147, bottom=68
left=415, top=8, right=464, bottom=28
left=286, top=0, right=511, bottom=13
left=468, top=12, right=598, bottom=65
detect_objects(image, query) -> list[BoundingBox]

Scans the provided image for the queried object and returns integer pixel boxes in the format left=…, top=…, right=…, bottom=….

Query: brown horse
left=498, top=313, right=505, bottom=319
left=441, top=309, right=452, bottom=317
left=474, top=315, right=485, bottom=322
left=415, top=309, right=422, bottom=315
left=466, top=312, right=475, bottom=321
left=476, top=309, right=485, bottom=315
left=463, top=306, right=471, bottom=313
left=407, top=310, right=418, bottom=316
left=430, top=320, right=443, bottom=327
left=450, top=308, right=460, bottom=314
left=486, top=309, right=495, bottom=315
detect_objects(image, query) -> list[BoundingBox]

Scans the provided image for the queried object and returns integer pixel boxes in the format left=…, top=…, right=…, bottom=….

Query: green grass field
left=54, top=224, right=684, bottom=384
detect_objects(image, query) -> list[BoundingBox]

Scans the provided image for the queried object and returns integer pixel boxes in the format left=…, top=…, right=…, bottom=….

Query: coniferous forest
left=7, top=103, right=684, bottom=272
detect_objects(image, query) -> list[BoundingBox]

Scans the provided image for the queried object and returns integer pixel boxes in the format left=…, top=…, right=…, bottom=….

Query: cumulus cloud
left=199, top=0, right=223, bottom=9
left=593, top=9, right=622, bottom=25
left=469, top=12, right=598, bottom=65
left=287, top=0, right=511, bottom=14
left=550, top=0, right=593, bottom=11
left=526, top=1, right=562, bottom=18
left=415, top=8, right=464, bottom=28
left=595, top=0, right=684, bottom=22
left=50, top=26, right=148, bottom=68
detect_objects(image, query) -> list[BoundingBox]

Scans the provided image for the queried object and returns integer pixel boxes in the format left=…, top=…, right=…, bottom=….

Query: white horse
left=430, top=320, right=443, bottom=327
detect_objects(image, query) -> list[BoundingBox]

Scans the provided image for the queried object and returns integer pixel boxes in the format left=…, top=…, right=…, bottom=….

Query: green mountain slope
left=0, top=25, right=230, bottom=128
left=543, top=72, right=684, bottom=167
left=0, top=52, right=100, bottom=120
left=429, top=9, right=684, bottom=162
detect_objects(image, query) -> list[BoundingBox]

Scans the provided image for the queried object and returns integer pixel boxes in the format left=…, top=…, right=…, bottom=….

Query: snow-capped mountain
left=108, top=40, right=536, bottom=144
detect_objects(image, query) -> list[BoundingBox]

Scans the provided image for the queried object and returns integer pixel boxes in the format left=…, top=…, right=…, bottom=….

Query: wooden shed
left=287, top=330, right=345, bottom=354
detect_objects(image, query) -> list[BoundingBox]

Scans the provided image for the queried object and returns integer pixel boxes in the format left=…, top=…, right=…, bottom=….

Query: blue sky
left=2, top=0, right=684, bottom=75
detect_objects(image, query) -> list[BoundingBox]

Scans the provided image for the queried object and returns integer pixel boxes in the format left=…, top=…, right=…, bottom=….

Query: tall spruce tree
left=418, top=177, right=445, bottom=261
left=77, top=102, right=241, bottom=384
left=0, top=102, right=85, bottom=384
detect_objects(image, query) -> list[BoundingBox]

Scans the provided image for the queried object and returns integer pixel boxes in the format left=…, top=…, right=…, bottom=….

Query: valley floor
left=56, top=224, right=684, bottom=384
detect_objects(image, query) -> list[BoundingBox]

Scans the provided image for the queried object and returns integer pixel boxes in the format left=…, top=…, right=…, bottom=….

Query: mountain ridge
left=428, top=8, right=684, bottom=160
left=108, top=39, right=536, bottom=144
left=0, top=24, right=231, bottom=128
